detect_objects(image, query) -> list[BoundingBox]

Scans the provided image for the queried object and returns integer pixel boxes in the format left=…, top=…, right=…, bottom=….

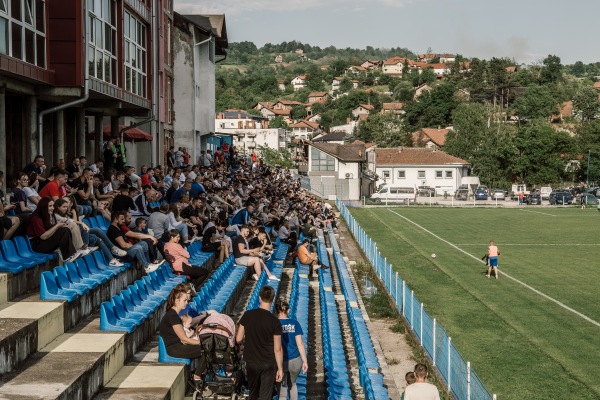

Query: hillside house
left=312, top=131, right=349, bottom=144
left=345, top=65, right=367, bottom=75
left=291, top=76, right=307, bottom=91
left=278, top=80, right=286, bottom=91
left=289, top=120, right=321, bottom=139
left=381, top=103, right=406, bottom=115
left=273, top=100, right=304, bottom=110
left=308, top=92, right=330, bottom=103
left=361, top=60, right=381, bottom=70
left=352, top=104, right=375, bottom=118
left=413, top=127, right=450, bottom=149
left=414, top=83, right=433, bottom=100
left=275, top=55, right=283, bottom=63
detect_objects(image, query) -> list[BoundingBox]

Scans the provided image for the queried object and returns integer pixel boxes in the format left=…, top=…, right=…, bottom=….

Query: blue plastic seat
left=13, top=236, right=58, bottom=260
left=110, top=296, right=146, bottom=325
left=54, top=266, right=89, bottom=295
left=0, top=240, right=39, bottom=269
left=10, top=237, right=47, bottom=264
left=87, top=218, right=100, bottom=229
left=135, top=280, right=167, bottom=303
left=121, top=288, right=155, bottom=315
left=129, top=284, right=161, bottom=308
left=100, top=302, right=136, bottom=333
left=95, top=215, right=110, bottom=230
left=0, top=255, right=26, bottom=274
left=40, top=271, right=78, bottom=301
left=83, top=254, right=119, bottom=277
left=64, top=262, right=100, bottom=289
left=158, top=336, right=190, bottom=364
left=74, top=258, right=109, bottom=283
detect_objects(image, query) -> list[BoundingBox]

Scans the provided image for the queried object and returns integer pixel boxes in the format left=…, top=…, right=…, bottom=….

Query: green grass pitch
left=349, top=207, right=600, bottom=400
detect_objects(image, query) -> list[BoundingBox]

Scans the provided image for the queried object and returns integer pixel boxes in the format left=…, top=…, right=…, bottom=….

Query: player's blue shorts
left=489, top=256, right=498, bottom=267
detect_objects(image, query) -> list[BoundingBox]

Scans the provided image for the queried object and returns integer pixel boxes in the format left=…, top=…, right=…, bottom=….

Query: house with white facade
left=308, top=92, right=330, bottom=104
left=307, top=142, right=368, bottom=200
left=413, top=127, right=450, bottom=149
left=173, top=13, right=228, bottom=158
left=291, top=76, right=307, bottom=91
left=352, top=104, right=375, bottom=118
left=215, top=111, right=290, bottom=153
left=289, top=120, right=320, bottom=139
left=381, top=103, right=405, bottom=115
left=374, top=147, right=470, bottom=195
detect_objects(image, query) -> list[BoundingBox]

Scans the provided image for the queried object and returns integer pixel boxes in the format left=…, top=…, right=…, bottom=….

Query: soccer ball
left=431, top=253, right=437, bottom=259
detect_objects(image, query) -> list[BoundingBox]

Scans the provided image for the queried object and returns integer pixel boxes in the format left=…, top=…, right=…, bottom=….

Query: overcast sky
left=175, top=0, right=599, bottom=64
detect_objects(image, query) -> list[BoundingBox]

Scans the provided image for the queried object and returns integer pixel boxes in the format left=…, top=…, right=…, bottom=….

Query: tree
left=403, top=82, right=458, bottom=131
left=291, top=106, right=307, bottom=120
left=573, top=86, right=600, bottom=122
left=510, top=121, right=574, bottom=185
left=257, top=145, right=293, bottom=168
left=512, top=84, right=559, bottom=121
left=576, top=121, right=600, bottom=183
left=356, top=113, right=411, bottom=146
left=269, top=117, right=288, bottom=129
left=339, top=78, right=353, bottom=93
left=540, top=55, right=563, bottom=84
left=571, top=61, right=586, bottom=77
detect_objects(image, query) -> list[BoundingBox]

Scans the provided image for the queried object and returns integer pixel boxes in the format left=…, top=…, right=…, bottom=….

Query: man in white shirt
left=404, top=363, right=440, bottom=400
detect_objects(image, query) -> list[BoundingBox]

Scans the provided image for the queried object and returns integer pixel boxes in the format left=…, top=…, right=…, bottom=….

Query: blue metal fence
left=336, top=200, right=496, bottom=400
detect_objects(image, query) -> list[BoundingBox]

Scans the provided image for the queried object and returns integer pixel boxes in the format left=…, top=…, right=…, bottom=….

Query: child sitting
left=132, top=217, right=150, bottom=235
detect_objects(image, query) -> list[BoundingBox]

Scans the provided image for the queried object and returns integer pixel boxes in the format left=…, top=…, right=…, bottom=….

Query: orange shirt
left=297, top=244, right=314, bottom=265
left=488, top=245, right=499, bottom=257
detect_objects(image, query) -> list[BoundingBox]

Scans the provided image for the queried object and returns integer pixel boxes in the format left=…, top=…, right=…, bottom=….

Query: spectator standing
left=166, top=146, right=175, bottom=169
left=403, top=363, right=440, bottom=400
left=22, top=155, right=47, bottom=189
left=182, top=148, right=191, bottom=167
left=104, top=139, right=117, bottom=170
left=236, top=286, right=283, bottom=400
left=174, top=147, right=184, bottom=167
left=113, top=137, right=127, bottom=171
left=274, top=297, right=307, bottom=400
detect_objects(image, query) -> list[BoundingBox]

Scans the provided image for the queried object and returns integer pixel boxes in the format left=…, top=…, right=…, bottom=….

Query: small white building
left=374, top=147, right=470, bottom=195
left=215, top=111, right=290, bottom=152
left=307, top=142, right=367, bottom=200
left=291, top=76, right=307, bottom=91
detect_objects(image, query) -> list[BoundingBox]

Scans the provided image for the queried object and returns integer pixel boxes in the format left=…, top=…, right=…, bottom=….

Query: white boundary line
left=455, top=243, right=600, bottom=246
left=519, top=209, right=558, bottom=217
left=387, top=209, right=600, bottom=328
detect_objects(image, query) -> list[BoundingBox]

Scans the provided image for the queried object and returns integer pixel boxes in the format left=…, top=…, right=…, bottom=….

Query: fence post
left=402, top=281, right=406, bottom=316
left=420, top=303, right=423, bottom=345
left=395, top=272, right=399, bottom=304
left=467, top=361, right=471, bottom=400
left=448, top=336, right=452, bottom=393
left=433, top=318, right=437, bottom=366
left=410, top=290, right=414, bottom=328
left=493, top=395, right=497, bottom=400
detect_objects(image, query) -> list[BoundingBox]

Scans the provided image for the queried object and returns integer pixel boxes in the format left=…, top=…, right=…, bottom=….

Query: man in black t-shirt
left=112, top=184, right=135, bottom=213
left=236, top=286, right=283, bottom=399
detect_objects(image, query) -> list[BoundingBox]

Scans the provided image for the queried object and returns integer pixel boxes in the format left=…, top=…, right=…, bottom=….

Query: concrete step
left=0, top=260, right=55, bottom=306
left=0, top=265, right=142, bottom=375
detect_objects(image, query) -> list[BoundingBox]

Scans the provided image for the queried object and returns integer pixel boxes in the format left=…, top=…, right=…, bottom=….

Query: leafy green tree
left=257, top=145, right=293, bottom=168
left=512, top=84, right=559, bottom=120
left=403, top=82, right=457, bottom=131
left=339, top=78, right=353, bottom=93
left=291, top=106, right=307, bottom=120
left=540, top=55, right=563, bottom=84
left=356, top=113, right=411, bottom=146
left=269, top=117, right=288, bottom=129
left=571, top=61, right=586, bottom=77
left=573, top=86, right=600, bottom=122
left=576, top=121, right=600, bottom=183
left=510, top=121, right=574, bottom=184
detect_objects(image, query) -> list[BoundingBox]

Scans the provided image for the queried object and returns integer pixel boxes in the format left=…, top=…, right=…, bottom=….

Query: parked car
left=454, top=188, right=469, bottom=200
left=371, top=186, right=416, bottom=204
left=575, top=193, right=599, bottom=206
left=525, top=194, right=542, bottom=205
left=474, top=188, right=488, bottom=200
left=549, top=191, right=573, bottom=205
left=540, top=186, right=553, bottom=200
left=491, top=189, right=505, bottom=200
left=417, top=186, right=436, bottom=197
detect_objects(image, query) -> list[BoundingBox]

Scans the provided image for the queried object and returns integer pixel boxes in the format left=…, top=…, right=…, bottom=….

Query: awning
left=88, top=125, right=153, bottom=142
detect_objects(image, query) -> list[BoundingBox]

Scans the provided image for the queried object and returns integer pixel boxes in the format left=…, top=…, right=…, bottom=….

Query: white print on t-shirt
left=281, top=324, right=296, bottom=333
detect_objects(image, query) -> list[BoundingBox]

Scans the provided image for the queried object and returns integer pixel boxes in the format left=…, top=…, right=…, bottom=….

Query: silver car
left=491, top=189, right=505, bottom=200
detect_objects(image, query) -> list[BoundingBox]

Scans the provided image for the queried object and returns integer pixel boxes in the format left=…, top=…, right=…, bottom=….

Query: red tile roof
left=375, top=147, right=468, bottom=165
left=593, top=82, right=600, bottom=89
left=356, top=104, right=375, bottom=110
left=413, top=128, right=450, bottom=146
left=308, top=92, right=328, bottom=98
left=290, top=120, right=320, bottom=130
left=382, top=102, right=405, bottom=110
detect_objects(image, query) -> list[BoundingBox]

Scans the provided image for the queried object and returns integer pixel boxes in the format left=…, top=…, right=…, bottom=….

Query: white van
left=540, top=186, right=553, bottom=200
left=371, top=186, right=416, bottom=204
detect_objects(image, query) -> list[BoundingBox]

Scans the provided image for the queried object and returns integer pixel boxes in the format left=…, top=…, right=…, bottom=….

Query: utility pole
left=586, top=150, right=591, bottom=187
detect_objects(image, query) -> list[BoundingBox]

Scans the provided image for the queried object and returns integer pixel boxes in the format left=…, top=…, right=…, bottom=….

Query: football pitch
left=349, top=206, right=600, bottom=400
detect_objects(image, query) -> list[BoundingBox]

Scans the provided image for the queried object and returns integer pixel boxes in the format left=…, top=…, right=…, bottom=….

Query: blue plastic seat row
left=289, top=262, right=310, bottom=399
left=318, top=268, right=353, bottom=399
left=40, top=252, right=132, bottom=301
left=0, top=237, right=52, bottom=274
left=328, top=228, right=389, bottom=400
left=245, top=258, right=283, bottom=311
left=82, top=215, right=110, bottom=233
left=273, top=237, right=289, bottom=261
left=100, top=263, right=184, bottom=332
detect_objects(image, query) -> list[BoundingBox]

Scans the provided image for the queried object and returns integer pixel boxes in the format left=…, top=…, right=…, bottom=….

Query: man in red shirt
left=182, top=147, right=191, bottom=166
left=39, top=169, right=68, bottom=201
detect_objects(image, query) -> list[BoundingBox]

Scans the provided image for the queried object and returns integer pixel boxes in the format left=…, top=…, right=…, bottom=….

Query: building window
left=435, top=170, right=443, bottom=178
left=311, top=148, right=335, bottom=171
left=88, top=0, right=116, bottom=84
left=446, top=170, right=453, bottom=178
left=0, top=0, right=46, bottom=67
left=124, top=10, right=146, bottom=96
left=397, top=170, right=405, bottom=179
left=418, top=170, right=426, bottom=179
left=164, top=18, right=172, bottom=67
left=382, top=170, right=390, bottom=179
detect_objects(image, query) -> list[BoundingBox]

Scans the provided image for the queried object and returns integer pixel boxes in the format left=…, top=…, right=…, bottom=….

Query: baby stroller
left=192, top=313, right=246, bottom=400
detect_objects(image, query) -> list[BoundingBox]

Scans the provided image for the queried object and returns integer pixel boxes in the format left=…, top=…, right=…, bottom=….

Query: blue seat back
left=54, top=266, right=72, bottom=288
left=158, top=336, right=190, bottom=364
left=100, top=302, right=118, bottom=324
left=40, top=271, right=59, bottom=295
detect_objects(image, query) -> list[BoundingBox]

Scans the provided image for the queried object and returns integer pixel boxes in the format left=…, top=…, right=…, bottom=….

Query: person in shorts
left=486, top=240, right=500, bottom=279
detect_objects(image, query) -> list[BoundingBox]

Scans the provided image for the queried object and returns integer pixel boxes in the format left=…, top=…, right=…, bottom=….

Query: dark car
left=549, top=191, right=573, bottom=205
left=417, top=186, right=436, bottom=197
left=575, top=193, right=599, bottom=206
left=474, top=188, right=488, bottom=200
left=526, top=194, right=542, bottom=205
left=454, top=188, right=469, bottom=200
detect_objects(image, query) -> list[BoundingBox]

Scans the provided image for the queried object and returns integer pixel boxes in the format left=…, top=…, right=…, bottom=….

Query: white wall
left=173, top=26, right=196, bottom=158
left=223, top=128, right=289, bottom=153
left=375, top=165, right=468, bottom=194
